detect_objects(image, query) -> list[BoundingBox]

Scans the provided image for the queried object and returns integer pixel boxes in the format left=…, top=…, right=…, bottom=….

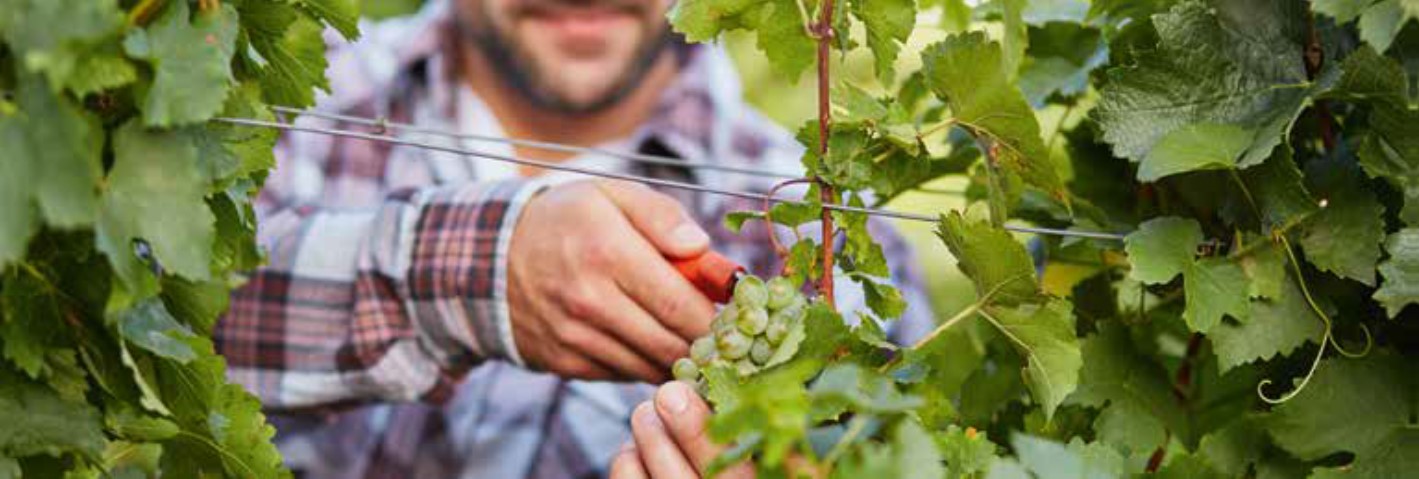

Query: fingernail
left=634, top=402, right=662, bottom=430
left=671, top=222, right=709, bottom=248
left=657, top=381, right=691, bottom=415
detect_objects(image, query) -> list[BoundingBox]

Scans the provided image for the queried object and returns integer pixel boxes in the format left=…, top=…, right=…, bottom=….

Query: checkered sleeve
left=217, top=176, right=545, bottom=410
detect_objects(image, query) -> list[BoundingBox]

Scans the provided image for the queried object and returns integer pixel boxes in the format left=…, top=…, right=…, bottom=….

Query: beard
left=455, top=0, right=676, bottom=115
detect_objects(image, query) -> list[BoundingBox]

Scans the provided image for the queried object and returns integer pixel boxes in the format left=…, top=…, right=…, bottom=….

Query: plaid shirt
left=215, top=1, right=934, bottom=477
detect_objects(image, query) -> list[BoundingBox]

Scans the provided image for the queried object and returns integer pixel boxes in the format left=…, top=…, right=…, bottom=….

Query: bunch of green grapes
left=672, top=275, right=808, bottom=388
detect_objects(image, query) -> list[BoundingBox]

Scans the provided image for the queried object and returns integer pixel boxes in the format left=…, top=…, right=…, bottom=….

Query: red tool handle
left=670, top=251, right=744, bottom=303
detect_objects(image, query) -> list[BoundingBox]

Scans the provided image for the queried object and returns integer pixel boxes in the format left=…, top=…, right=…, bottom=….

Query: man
left=215, top=0, right=932, bottom=477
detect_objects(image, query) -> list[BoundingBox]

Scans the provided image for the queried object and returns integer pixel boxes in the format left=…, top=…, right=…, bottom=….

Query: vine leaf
left=935, top=425, right=999, bottom=477
left=849, top=0, right=915, bottom=82
left=1267, top=355, right=1419, bottom=476
left=1182, top=258, right=1250, bottom=333
left=283, top=0, right=362, bottom=41
left=1209, top=276, right=1325, bottom=373
left=123, top=1, right=239, bottom=127
left=155, top=336, right=290, bottom=478
left=937, top=213, right=1080, bottom=419
left=0, top=268, right=68, bottom=379
left=1314, top=0, right=1419, bottom=52
left=0, top=0, right=126, bottom=91
left=97, top=122, right=217, bottom=302
left=1096, top=0, right=1317, bottom=178
left=0, top=74, right=105, bottom=265
left=922, top=32, right=1068, bottom=204
left=1123, top=216, right=1202, bottom=285
left=1374, top=229, right=1419, bottom=318
left=1299, top=152, right=1386, bottom=286
left=114, top=299, right=198, bottom=363
left=1018, top=22, right=1108, bottom=108
left=1328, top=46, right=1419, bottom=226
left=669, top=0, right=814, bottom=80
left=0, top=368, right=105, bottom=460
left=1003, top=434, right=1130, bottom=478
left=239, top=4, right=332, bottom=108
left=1069, top=324, right=1190, bottom=456
left=833, top=420, right=945, bottom=479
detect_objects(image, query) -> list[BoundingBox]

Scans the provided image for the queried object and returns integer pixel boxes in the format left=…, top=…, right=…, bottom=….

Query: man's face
left=459, top=0, right=672, bottom=113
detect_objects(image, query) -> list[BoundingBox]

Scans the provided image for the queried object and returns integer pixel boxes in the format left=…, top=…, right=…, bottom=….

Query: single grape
left=765, top=320, right=789, bottom=345
left=734, top=358, right=758, bottom=376
left=690, top=336, right=718, bottom=366
left=672, top=357, right=700, bottom=382
left=765, top=276, right=797, bottom=310
left=734, top=275, right=768, bottom=309
left=712, top=304, right=738, bottom=336
left=736, top=306, right=769, bottom=336
left=749, top=336, right=773, bottom=365
left=717, top=329, right=752, bottom=360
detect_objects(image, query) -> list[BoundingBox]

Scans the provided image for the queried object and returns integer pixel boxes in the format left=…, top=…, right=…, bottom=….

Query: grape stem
left=815, top=0, right=838, bottom=310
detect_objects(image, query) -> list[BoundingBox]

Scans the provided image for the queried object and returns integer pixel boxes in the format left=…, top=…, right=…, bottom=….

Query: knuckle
left=559, top=287, right=602, bottom=320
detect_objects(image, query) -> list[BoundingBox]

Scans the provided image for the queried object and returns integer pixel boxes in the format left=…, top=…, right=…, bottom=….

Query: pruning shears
left=670, top=251, right=744, bottom=303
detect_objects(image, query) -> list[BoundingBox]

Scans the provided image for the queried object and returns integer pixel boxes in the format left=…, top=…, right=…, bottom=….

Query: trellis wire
left=214, top=115, right=1127, bottom=241
left=269, top=105, right=965, bottom=196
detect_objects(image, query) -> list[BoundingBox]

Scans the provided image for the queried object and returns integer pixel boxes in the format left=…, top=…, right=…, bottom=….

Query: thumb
left=597, top=181, right=710, bottom=259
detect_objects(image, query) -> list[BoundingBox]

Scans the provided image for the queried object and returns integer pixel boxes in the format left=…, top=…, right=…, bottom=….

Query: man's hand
left=611, top=381, right=754, bottom=479
left=508, top=180, right=717, bottom=382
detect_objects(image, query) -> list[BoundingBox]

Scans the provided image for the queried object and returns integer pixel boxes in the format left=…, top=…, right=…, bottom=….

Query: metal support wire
left=270, top=105, right=966, bottom=196
left=213, top=115, right=1127, bottom=241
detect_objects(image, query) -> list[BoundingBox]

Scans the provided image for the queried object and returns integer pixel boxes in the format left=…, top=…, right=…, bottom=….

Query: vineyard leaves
left=921, top=32, right=1067, bottom=204
left=124, top=1, right=239, bottom=127
left=937, top=213, right=1080, bottom=419
left=1096, top=0, right=1316, bottom=177
left=1267, top=355, right=1419, bottom=476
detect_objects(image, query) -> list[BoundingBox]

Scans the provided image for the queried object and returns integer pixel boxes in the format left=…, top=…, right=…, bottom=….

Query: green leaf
left=0, top=368, right=105, bottom=459
left=1195, top=417, right=1267, bottom=477
left=0, top=0, right=125, bottom=90
left=0, top=74, right=104, bottom=265
left=835, top=420, right=946, bottom=479
left=1316, top=0, right=1419, bottom=52
left=1009, top=434, right=1128, bottom=479
left=1267, top=355, right=1418, bottom=476
left=1182, top=257, right=1250, bottom=333
left=1138, top=123, right=1252, bottom=181
left=1156, top=453, right=1225, bottom=479
left=240, top=3, right=332, bottom=108
left=123, top=1, right=239, bottom=126
left=1239, top=243, right=1286, bottom=299
left=707, top=365, right=812, bottom=467
left=114, top=298, right=197, bottom=363
left=1228, top=147, right=1319, bottom=230
left=1124, top=217, right=1202, bottom=285
left=107, top=408, right=180, bottom=441
left=1070, top=324, right=1189, bottom=456
left=1331, top=47, right=1419, bottom=225
left=922, top=32, right=1067, bottom=202
left=850, top=0, right=916, bottom=81
left=0, top=268, right=66, bottom=379
left=934, top=425, right=998, bottom=477
left=936, top=212, right=1040, bottom=306
left=63, top=46, right=137, bottom=96
left=155, top=336, right=290, bottom=478
left=978, top=299, right=1081, bottom=420
left=1209, top=275, right=1325, bottom=373
left=1096, top=0, right=1314, bottom=171
left=97, top=121, right=217, bottom=299
left=666, top=0, right=761, bottom=41
left=283, top=0, right=361, bottom=40
left=1299, top=154, right=1386, bottom=286
left=0, top=457, right=16, bottom=479
left=1374, top=228, right=1419, bottom=317
left=1018, top=22, right=1108, bottom=107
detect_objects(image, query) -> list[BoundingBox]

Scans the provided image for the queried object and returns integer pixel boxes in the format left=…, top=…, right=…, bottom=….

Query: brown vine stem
left=127, top=0, right=165, bottom=26
left=1303, top=8, right=1337, bottom=152
left=815, top=0, right=837, bottom=310
left=765, top=178, right=816, bottom=264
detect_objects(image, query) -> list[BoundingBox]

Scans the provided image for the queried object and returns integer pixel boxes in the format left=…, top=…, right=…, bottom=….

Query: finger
left=653, top=381, right=719, bottom=474
left=574, top=283, right=691, bottom=368
left=545, top=351, right=620, bottom=382
left=609, top=238, right=716, bottom=340
left=597, top=180, right=710, bottom=259
left=632, top=402, right=700, bottom=478
left=609, top=444, right=649, bottom=479
left=556, top=318, right=667, bottom=382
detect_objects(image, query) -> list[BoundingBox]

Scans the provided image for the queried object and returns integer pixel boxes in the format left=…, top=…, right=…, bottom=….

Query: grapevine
left=0, top=0, right=353, bottom=476
left=668, top=0, right=1419, bottom=477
